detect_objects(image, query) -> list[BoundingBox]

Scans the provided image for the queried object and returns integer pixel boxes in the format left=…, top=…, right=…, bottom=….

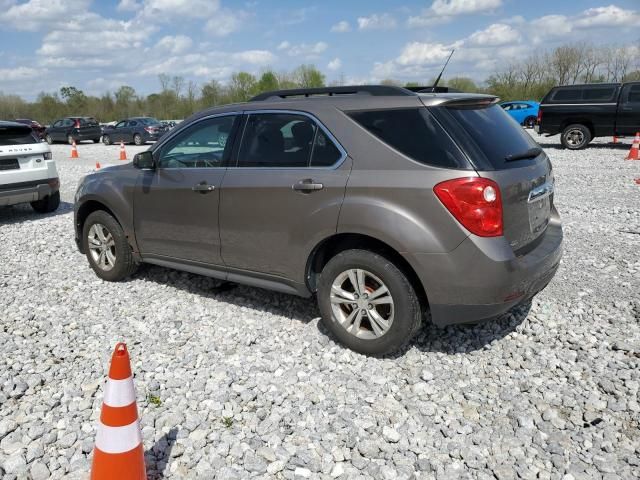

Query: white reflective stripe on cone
left=103, top=376, right=136, bottom=408
left=95, top=420, right=142, bottom=454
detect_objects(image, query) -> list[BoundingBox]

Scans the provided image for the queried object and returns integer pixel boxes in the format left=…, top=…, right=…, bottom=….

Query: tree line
left=0, top=42, right=638, bottom=125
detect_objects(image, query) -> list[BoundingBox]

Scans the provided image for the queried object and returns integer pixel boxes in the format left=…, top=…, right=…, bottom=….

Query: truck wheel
left=317, top=249, right=423, bottom=356
left=523, top=116, right=536, bottom=129
left=561, top=124, right=591, bottom=150
left=30, top=191, right=60, bottom=213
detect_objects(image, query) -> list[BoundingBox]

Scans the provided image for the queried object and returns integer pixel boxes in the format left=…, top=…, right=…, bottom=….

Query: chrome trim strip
left=528, top=180, right=554, bottom=203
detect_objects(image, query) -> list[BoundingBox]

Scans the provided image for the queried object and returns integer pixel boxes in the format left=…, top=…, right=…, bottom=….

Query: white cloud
left=204, top=9, right=244, bottom=37
left=331, top=20, right=351, bottom=33
left=430, top=0, right=502, bottom=16
left=0, top=0, right=90, bottom=31
left=529, top=14, right=572, bottom=42
left=281, top=41, right=328, bottom=59
left=574, top=5, right=640, bottom=28
left=327, top=58, right=342, bottom=71
left=156, top=35, right=193, bottom=55
left=408, top=0, right=502, bottom=27
left=117, top=0, right=140, bottom=11
left=467, top=23, right=520, bottom=46
left=397, top=42, right=458, bottom=66
left=0, top=66, right=40, bottom=81
left=357, top=13, right=397, bottom=31
left=232, top=50, right=275, bottom=65
left=139, top=0, right=220, bottom=19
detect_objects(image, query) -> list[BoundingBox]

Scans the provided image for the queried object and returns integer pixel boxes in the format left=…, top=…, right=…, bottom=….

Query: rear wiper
left=505, top=147, right=542, bottom=162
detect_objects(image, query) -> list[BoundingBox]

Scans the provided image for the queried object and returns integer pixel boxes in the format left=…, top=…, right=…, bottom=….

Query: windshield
left=0, top=126, right=38, bottom=145
left=434, top=103, right=540, bottom=170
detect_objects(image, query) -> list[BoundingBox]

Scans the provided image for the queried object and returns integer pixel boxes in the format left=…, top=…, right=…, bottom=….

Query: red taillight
left=74, top=120, right=81, bottom=128
left=144, top=127, right=153, bottom=133
left=433, top=177, right=503, bottom=237
left=536, top=109, right=542, bottom=124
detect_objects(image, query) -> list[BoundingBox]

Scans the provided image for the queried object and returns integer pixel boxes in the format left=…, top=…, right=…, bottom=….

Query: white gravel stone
left=0, top=138, right=638, bottom=479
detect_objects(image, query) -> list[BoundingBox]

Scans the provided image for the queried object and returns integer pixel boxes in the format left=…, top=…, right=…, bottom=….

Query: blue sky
left=0, top=0, right=639, bottom=99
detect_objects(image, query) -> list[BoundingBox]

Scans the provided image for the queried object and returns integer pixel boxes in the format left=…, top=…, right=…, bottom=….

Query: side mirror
left=133, top=151, right=155, bottom=169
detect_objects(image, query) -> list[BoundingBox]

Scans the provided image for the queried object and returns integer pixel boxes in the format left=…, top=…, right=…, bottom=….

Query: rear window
left=434, top=104, right=539, bottom=170
left=0, top=126, right=38, bottom=146
left=346, top=108, right=468, bottom=169
left=79, top=117, right=99, bottom=126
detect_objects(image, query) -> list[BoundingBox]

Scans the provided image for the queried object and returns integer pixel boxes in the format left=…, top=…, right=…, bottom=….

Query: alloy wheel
left=330, top=268, right=394, bottom=339
left=87, top=223, right=117, bottom=272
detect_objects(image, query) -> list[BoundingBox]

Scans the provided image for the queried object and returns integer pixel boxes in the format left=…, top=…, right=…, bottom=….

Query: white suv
left=0, top=121, right=60, bottom=213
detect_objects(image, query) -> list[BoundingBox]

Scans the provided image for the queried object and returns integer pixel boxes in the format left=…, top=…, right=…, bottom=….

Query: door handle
left=192, top=183, right=215, bottom=193
left=293, top=179, right=324, bottom=192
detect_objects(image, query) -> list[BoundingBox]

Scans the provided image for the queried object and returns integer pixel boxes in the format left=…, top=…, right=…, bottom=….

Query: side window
left=128, top=120, right=138, bottom=127
left=53, top=120, right=63, bottom=128
left=116, top=121, right=127, bottom=129
left=501, top=103, right=512, bottom=111
left=310, top=129, right=342, bottom=167
left=347, top=108, right=466, bottom=168
left=238, top=113, right=317, bottom=168
left=552, top=89, right=581, bottom=101
left=624, top=85, right=640, bottom=104
left=158, top=115, right=237, bottom=169
left=583, top=87, right=615, bottom=101
left=63, top=118, right=75, bottom=127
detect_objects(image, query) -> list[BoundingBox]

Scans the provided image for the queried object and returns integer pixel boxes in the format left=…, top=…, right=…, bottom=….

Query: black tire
left=561, top=124, right=591, bottom=150
left=45, top=134, right=53, bottom=145
left=317, top=249, right=423, bottom=356
left=92, top=138, right=101, bottom=143
left=82, top=210, right=138, bottom=282
left=133, top=134, right=143, bottom=146
left=102, top=135, right=111, bottom=145
left=67, top=135, right=75, bottom=145
left=523, top=116, right=536, bottom=129
left=30, top=191, right=60, bottom=213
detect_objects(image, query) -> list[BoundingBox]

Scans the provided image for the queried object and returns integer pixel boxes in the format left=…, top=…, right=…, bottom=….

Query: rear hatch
left=430, top=99, right=554, bottom=253
left=76, top=117, right=101, bottom=136
left=0, top=125, right=51, bottom=185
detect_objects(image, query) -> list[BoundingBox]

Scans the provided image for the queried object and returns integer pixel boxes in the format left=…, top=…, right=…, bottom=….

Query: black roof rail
left=249, top=85, right=417, bottom=101
left=404, top=86, right=461, bottom=93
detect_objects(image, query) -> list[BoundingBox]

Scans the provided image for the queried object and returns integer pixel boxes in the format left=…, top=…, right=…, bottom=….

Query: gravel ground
left=0, top=135, right=639, bottom=480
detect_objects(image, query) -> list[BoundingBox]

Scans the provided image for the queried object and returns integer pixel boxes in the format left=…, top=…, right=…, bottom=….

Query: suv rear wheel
left=83, top=211, right=138, bottom=281
left=317, top=249, right=422, bottom=356
left=561, top=124, right=591, bottom=150
left=30, top=191, right=60, bottom=213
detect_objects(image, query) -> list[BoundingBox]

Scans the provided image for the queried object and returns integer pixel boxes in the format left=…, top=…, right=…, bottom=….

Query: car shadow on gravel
left=537, top=142, right=631, bottom=150
left=133, top=264, right=320, bottom=324
left=145, top=427, right=178, bottom=480
left=0, top=201, right=73, bottom=225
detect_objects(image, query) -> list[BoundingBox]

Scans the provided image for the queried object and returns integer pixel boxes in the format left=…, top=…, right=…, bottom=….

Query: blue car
left=499, top=101, right=540, bottom=128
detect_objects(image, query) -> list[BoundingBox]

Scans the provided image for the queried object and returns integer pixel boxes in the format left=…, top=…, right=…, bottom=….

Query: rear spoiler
left=434, top=96, right=499, bottom=108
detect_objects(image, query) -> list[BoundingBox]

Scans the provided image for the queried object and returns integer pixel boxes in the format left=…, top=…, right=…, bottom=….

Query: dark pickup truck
left=536, top=82, right=640, bottom=149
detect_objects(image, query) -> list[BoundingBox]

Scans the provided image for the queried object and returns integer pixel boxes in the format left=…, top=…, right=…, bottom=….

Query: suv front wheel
left=561, top=124, right=591, bottom=150
left=83, top=211, right=138, bottom=281
left=317, top=249, right=422, bottom=356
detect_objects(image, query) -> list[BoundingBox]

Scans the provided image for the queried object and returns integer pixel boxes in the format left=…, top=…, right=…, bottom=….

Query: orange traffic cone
left=91, top=343, right=146, bottom=480
left=119, top=141, right=127, bottom=161
left=626, top=133, right=640, bottom=160
left=71, top=140, right=79, bottom=159
left=612, top=135, right=618, bottom=144
left=95, top=162, right=101, bottom=170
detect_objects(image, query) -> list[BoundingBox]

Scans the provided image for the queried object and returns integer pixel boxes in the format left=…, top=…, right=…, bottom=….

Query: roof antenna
left=431, top=49, right=455, bottom=92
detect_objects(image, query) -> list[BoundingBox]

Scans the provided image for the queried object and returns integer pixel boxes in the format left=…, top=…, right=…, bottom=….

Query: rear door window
left=0, top=126, right=38, bottom=145
left=433, top=103, right=539, bottom=170
left=347, top=108, right=468, bottom=169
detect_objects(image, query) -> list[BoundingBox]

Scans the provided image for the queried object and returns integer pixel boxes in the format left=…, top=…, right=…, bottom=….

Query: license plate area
left=528, top=195, right=550, bottom=235
left=0, top=158, right=20, bottom=171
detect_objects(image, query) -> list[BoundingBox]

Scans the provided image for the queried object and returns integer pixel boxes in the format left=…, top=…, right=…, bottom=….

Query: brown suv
left=74, top=86, right=562, bottom=355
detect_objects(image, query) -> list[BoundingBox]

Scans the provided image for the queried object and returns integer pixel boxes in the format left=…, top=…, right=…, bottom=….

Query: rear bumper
left=0, top=178, right=59, bottom=206
left=407, top=207, right=563, bottom=326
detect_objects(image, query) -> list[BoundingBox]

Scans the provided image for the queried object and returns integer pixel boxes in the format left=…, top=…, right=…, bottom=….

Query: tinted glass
left=552, top=89, right=581, bottom=101
left=139, top=117, right=160, bottom=125
left=128, top=121, right=138, bottom=126
left=441, top=104, right=539, bottom=170
left=625, top=85, right=640, bottom=103
left=79, top=117, right=99, bottom=126
left=0, top=126, right=38, bottom=145
left=347, top=108, right=467, bottom=168
left=116, top=121, right=126, bottom=128
left=238, top=113, right=318, bottom=168
left=158, top=115, right=236, bottom=169
left=583, top=87, right=615, bottom=101
left=63, top=119, right=75, bottom=127
left=310, top=129, right=342, bottom=166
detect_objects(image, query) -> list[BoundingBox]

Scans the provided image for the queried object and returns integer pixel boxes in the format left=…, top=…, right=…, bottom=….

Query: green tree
left=256, top=70, right=279, bottom=93
left=293, top=65, right=325, bottom=88
left=228, top=72, right=257, bottom=102
left=445, top=77, right=479, bottom=93
left=201, top=79, right=223, bottom=107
